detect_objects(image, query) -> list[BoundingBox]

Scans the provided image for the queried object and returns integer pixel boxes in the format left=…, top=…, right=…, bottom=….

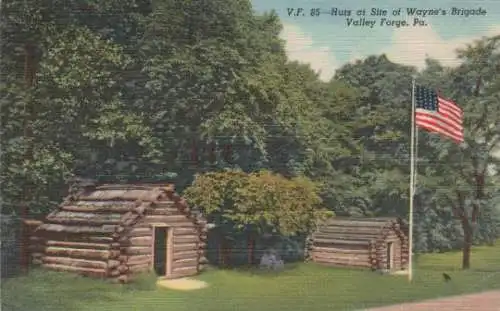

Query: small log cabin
left=310, top=217, right=409, bottom=272
left=29, top=183, right=207, bottom=282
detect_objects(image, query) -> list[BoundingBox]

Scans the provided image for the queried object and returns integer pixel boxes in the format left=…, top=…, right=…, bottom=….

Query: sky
left=251, top=0, right=500, bottom=81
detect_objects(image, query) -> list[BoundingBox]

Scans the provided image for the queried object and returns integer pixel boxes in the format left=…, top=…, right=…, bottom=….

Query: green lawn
left=2, top=243, right=500, bottom=311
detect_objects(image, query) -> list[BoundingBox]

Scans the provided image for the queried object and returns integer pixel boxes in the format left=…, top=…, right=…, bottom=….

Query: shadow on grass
left=1, top=268, right=123, bottom=311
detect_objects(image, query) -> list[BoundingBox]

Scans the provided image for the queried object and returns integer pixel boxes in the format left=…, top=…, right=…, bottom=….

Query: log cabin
left=310, top=217, right=409, bottom=272
left=29, top=183, right=208, bottom=283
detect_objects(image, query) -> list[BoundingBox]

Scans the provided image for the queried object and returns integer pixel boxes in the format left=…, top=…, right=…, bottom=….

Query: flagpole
left=414, top=128, right=418, bottom=189
left=408, top=77, right=416, bottom=282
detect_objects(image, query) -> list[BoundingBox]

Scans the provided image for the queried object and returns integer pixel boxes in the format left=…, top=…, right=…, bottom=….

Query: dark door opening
left=386, top=242, right=393, bottom=270
left=153, top=227, right=168, bottom=276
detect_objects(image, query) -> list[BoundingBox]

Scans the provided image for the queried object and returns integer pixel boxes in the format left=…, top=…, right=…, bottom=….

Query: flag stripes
left=414, top=86, right=464, bottom=143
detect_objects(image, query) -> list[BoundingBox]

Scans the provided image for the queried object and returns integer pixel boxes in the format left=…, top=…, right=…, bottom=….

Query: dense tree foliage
left=184, top=169, right=331, bottom=236
left=0, top=0, right=498, bottom=268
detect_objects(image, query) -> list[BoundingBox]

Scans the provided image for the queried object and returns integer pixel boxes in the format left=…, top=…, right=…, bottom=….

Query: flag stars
left=415, top=86, right=438, bottom=111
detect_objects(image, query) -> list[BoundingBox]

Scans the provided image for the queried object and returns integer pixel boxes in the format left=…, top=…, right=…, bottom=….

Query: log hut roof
left=313, top=217, right=407, bottom=245
left=36, top=183, right=206, bottom=235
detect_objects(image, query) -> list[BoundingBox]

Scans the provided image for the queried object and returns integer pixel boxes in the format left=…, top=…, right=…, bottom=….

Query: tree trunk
left=218, top=235, right=224, bottom=266
left=20, top=43, right=37, bottom=272
left=461, top=219, right=473, bottom=270
left=455, top=190, right=473, bottom=270
left=247, top=234, right=255, bottom=265
left=462, top=229, right=472, bottom=270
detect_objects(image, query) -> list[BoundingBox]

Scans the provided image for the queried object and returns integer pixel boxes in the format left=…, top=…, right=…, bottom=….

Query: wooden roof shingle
left=36, top=183, right=206, bottom=235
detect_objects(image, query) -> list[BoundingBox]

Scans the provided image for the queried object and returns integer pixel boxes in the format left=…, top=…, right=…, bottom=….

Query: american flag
left=415, top=85, right=464, bottom=143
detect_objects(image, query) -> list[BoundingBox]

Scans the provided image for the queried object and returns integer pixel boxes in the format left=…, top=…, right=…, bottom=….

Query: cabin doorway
left=153, top=227, right=168, bottom=276
left=386, top=242, right=394, bottom=270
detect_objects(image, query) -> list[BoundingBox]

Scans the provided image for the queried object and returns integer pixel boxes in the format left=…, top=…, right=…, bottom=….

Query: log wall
left=146, top=202, right=207, bottom=279
left=311, top=241, right=372, bottom=268
left=29, top=186, right=208, bottom=283
left=115, top=201, right=207, bottom=280
left=311, top=219, right=409, bottom=272
left=31, top=231, right=123, bottom=278
left=30, top=201, right=148, bottom=279
left=375, top=230, right=403, bottom=270
left=24, top=219, right=43, bottom=267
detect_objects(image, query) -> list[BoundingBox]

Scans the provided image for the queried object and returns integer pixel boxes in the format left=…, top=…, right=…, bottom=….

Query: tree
left=417, top=35, right=500, bottom=269
left=183, top=169, right=332, bottom=236
left=333, top=55, right=418, bottom=216
left=0, top=0, right=162, bottom=212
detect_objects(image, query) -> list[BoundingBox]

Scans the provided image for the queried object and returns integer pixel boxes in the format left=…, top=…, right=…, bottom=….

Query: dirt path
left=366, top=290, right=500, bottom=311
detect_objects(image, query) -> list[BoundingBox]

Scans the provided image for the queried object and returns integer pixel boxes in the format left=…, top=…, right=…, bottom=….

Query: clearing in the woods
left=2, top=242, right=500, bottom=311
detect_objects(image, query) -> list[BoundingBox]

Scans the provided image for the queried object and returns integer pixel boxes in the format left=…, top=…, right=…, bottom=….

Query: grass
left=2, top=243, right=500, bottom=311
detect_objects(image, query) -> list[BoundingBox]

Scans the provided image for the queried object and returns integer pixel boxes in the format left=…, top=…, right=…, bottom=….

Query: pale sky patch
left=382, top=24, right=500, bottom=69
left=280, top=23, right=338, bottom=81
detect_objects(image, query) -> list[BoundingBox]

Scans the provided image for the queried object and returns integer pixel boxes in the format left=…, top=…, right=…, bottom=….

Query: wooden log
left=153, top=201, right=176, bottom=207
left=114, top=226, right=127, bottom=235
left=313, top=251, right=370, bottom=262
left=126, top=255, right=151, bottom=265
left=313, top=233, right=380, bottom=241
left=42, top=256, right=108, bottom=270
left=314, top=260, right=371, bottom=268
left=173, top=243, right=198, bottom=252
left=124, top=227, right=151, bottom=238
left=37, top=233, right=115, bottom=243
left=136, top=221, right=194, bottom=228
left=46, top=217, right=122, bottom=226
left=173, top=250, right=198, bottom=261
left=42, top=263, right=108, bottom=277
left=117, top=265, right=129, bottom=273
left=23, top=219, right=43, bottom=227
left=123, top=246, right=150, bottom=255
left=45, top=246, right=119, bottom=260
left=174, top=235, right=199, bottom=244
left=150, top=208, right=178, bottom=215
left=173, top=258, right=198, bottom=268
left=95, top=184, right=158, bottom=191
left=61, top=205, right=132, bottom=213
left=122, top=216, right=141, bottom=227
left=311, top=246, right=369, bottom=254
left=174, top=227, right=199, bottom=236
left=128, top=264, right=149, bottom=273
left=321, top=221, right=387, bottom=228
left=77, top=191, right=146, bottom=202
left=44, top=240, right=120, bottom=250
left=38, top=224, right=116, bottom=235
left=108, top=260, right=120, bottom=269
left=317, top=227, right=386, bottom=235
left=313, top=238, right=370, bottom=245
left=144, top=215, right=186, bottom=223
left=126, top=237, right=152, bottom=247
left=313, top=257, right=371, bottom=267
left=171, top=266, right=198, bottom=277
